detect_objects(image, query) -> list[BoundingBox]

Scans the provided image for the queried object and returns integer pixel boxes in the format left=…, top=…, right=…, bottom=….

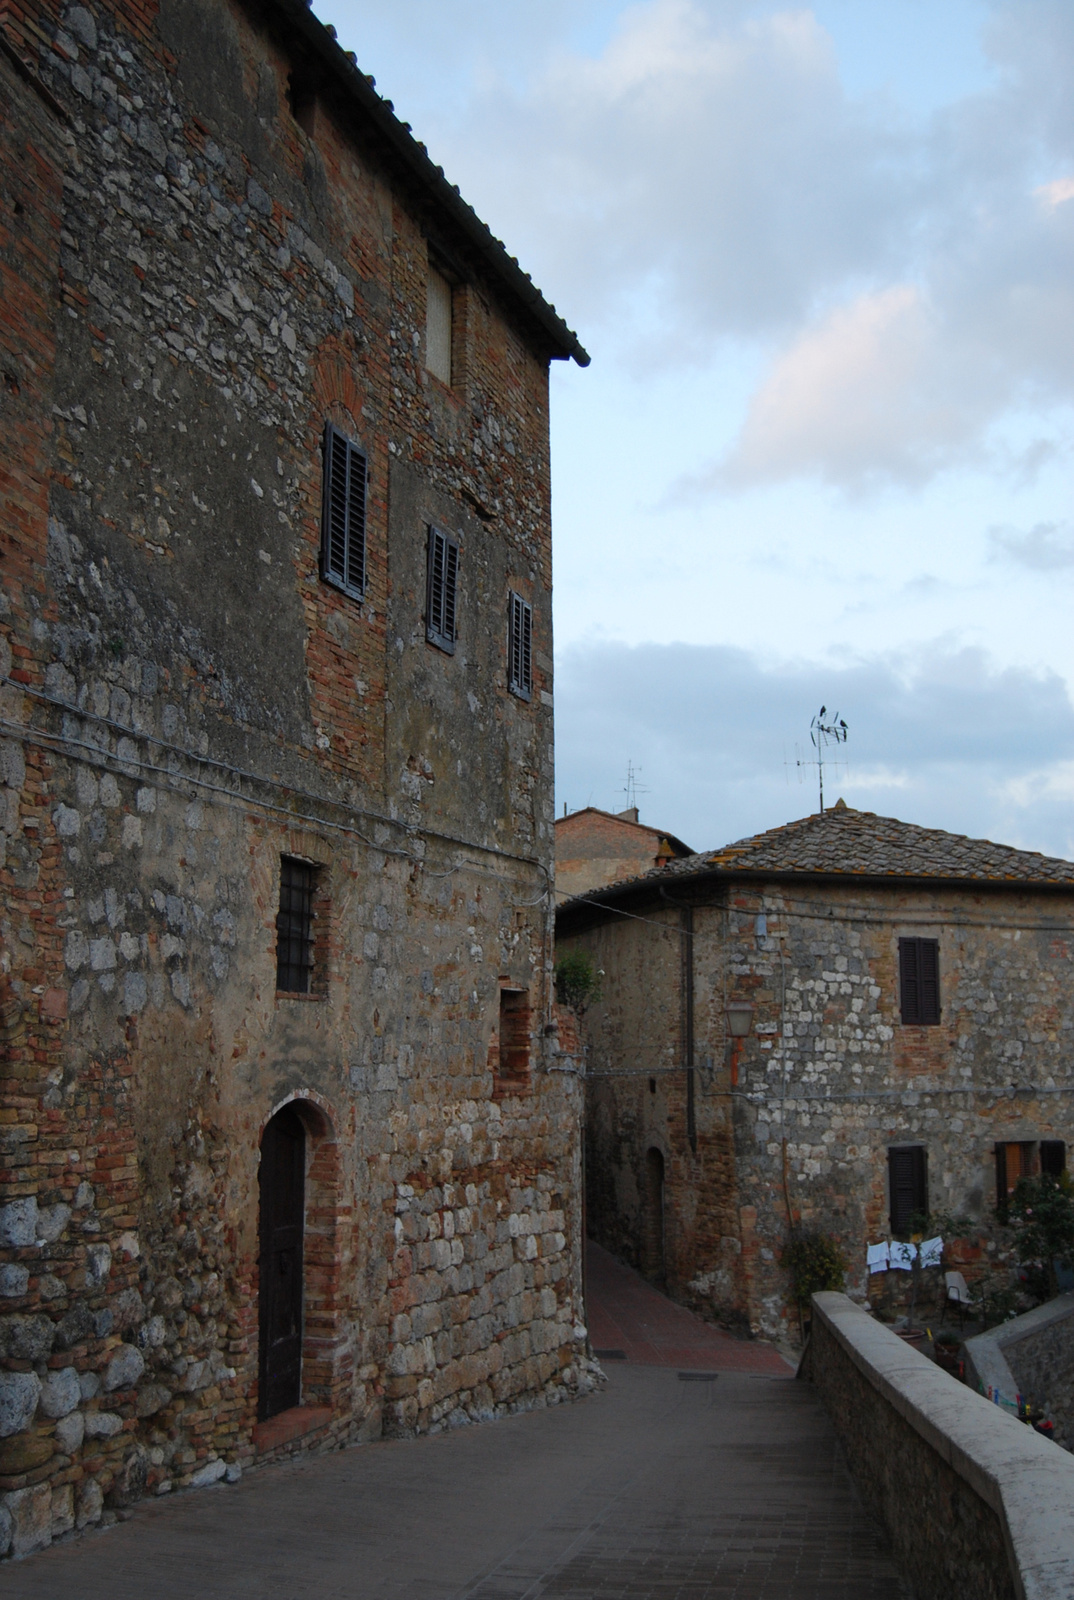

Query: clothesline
left=867, top=1237, right=943, bottom=1273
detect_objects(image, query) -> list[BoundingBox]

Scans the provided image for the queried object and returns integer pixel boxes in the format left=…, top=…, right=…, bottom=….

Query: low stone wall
left=808, top=1292, right=1074, bottom=1600
left=965, top=1294, right=1074, bottom=1449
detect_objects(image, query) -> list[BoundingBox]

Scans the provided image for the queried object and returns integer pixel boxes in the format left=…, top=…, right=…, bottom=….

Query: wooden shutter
left=321, top=424, right=366, bottom=598
left=899, top=937, right=940, bottom=1025
left=995, top=1142, right=1008, bottom=1209
left=508, top=591, right=532, bottom=700
left=888, top=1145, right=927, bottom=1234
left=426, top=527, right=458, bottom=653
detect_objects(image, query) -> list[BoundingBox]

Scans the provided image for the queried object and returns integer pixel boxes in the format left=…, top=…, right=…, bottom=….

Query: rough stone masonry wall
left=564, top=877, right=1074, bottom=1345
left=0, top=0, right=588, bottom=1561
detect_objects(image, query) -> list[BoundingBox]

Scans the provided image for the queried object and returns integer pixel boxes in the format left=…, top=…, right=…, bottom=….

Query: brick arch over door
left=257, top=1092, right=349, bottom=1416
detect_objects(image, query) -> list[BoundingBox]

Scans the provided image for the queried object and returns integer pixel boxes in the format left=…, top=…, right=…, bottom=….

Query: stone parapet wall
left=808, top=1291, right=1074, bottom=1600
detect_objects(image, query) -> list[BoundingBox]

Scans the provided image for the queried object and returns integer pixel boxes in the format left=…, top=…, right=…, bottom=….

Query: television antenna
left=794, top=707, right=848, bottom=813
left=622, top=760, right=649, bottom=813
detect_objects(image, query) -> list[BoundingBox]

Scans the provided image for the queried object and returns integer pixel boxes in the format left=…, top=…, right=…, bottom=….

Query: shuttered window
left=426, top=527, right=459, bottom=653
left=899, top=937, right=940, bottom=1025
left=320, top=424, right=366, bottom=600
left=889, top=1145, right=927, bottom=1235
left=508, top=591, right=532, bottom=701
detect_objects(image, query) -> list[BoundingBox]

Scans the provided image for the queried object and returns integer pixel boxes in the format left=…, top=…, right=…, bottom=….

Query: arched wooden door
left=258, top=1105, right=305, bottom=1420
left=640, top=1146, right=666, bottom=1285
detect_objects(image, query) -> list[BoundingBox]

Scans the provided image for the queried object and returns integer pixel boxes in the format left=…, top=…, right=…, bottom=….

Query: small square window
left=426, top=527, right=459, bottom=653
left=1041, top=1140, right=1067, bottom=1177
left=899, top=937, right=940, bottom=1025
left=426, top=265, right=453, bottom=385
left=321, top=424, right=366, bottom=600
left=276, top=857, right=317, bottom=993
left=508, top=592, right=532, bottom=701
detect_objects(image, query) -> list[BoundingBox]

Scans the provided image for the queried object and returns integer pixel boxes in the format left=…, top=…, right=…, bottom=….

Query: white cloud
left=1036, top=176, right=1074, bottom=209
left=988, top=520, right=1074, bottom=569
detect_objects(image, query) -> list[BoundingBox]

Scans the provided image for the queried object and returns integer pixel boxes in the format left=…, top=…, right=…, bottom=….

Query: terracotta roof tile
left=564, top=804, right=1074, bottom=903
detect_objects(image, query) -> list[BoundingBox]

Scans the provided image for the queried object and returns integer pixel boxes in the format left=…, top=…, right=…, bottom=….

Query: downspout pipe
left=660, top=888, right=696, bottom=1154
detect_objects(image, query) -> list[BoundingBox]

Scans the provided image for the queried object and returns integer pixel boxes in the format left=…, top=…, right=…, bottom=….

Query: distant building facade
left=556, top=803, right=1074, bottom=1343
left=555, top=807, right=692, bottom=902
left=0, top=0, right=591, bottom=1552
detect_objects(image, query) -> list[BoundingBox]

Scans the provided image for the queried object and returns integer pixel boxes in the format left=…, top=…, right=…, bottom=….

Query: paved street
left=1, top=1248, right=911, bottom=1598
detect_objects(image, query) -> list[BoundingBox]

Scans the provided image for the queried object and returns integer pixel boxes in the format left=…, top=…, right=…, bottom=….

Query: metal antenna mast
left=622, top=760, right=649, bottom=814
left=796, top=707, right=848, bottom=813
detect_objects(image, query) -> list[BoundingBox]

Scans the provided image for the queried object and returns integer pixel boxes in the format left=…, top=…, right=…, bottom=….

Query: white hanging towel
left=889, top=1240, right=917, bottom=1271
left=918, top=1236, right=943, bottom=1268
left=866, top=1242, right=890, bottom=1274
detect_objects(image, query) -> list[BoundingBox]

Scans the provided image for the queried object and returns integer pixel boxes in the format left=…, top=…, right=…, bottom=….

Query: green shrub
left=1004, top=1172, right=1074, bottom=1300
left=781, top=1230, right=847, bottom=1306
left=554, top=948, right=602, bottom=1013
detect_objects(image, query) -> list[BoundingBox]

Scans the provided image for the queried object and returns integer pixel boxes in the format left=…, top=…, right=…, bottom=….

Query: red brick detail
left=252, top=1405, right=333, bottom=1454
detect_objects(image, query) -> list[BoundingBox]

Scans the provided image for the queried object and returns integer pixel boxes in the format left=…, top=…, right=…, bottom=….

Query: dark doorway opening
left=640, top=1146, right=666, bottom=1285
left=258, top=1105, right=306, bottom=1421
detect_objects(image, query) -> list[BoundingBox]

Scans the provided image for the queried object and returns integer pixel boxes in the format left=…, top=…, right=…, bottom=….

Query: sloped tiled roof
left=561, top=803, right=1074, bottom=910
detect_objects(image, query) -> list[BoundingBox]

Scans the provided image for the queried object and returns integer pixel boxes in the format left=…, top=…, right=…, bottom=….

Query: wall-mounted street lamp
left=726, top=1002, right=753, bottom=1087
left=726, top=1003, right=754, bottom=1038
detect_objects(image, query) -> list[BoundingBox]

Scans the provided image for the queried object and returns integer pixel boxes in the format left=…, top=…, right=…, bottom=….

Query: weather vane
left=795, top=707, right=848, bottom=813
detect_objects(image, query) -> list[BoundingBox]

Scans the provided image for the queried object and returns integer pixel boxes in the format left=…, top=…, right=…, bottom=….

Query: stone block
left=0, top=1370, right=40, bottom=1437
left=104, top=1342, right=145, bottom=1392
left=39, top=1365, right=81, bottom=1419
left=54, top=1410, right=84, bottom=1454
left=4, top=1484, right=51, bottom=1558
left=190, top=1456, right=226, bottom=1488
left=0, top=1197, right=37, bottom=1248
left=35, top=1203, right=71, bottom=1243
left=76, top=1479, right=103, bottom=1528
left=84, top=1411, right=123, bottom=1439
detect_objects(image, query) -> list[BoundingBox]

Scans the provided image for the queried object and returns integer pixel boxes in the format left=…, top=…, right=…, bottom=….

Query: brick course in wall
left=0, top=0, right=592, bottom=1557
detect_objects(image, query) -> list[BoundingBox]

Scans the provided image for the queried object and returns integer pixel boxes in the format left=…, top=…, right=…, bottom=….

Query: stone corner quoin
left=0, top=0, right=591, bottom=1558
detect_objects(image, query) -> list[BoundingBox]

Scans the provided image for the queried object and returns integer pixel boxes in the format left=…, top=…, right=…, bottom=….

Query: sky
left=319, top=0, right=1074, bottom=858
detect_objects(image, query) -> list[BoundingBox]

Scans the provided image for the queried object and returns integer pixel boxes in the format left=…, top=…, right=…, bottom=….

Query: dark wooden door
left=258, top=1106, right=305, bottom=1420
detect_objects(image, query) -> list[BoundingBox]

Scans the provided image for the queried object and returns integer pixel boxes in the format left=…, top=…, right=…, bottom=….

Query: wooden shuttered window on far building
left=898, top=937, right=940, bottom=1025
left=889, top=1145, right=927, bottom=1235
left=508, top=591, right=532, bottom=700
left=321, top=423, right=367, bottom=599
left=426, top=526, right=459, bottom=653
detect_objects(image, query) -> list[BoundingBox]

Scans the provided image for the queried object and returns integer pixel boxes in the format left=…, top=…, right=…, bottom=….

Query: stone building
left=0, top=0, right=591, bottom=1556
left=554, top=806, right=692, bottom=902
left=555, top=802, right=1074, bottom=1344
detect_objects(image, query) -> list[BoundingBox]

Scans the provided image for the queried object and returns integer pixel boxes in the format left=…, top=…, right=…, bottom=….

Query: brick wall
left=0, top=0, right=591, bottom=1557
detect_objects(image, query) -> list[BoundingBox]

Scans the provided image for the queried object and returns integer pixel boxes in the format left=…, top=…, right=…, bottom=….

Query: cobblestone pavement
left=0, top=1250, right=911, bottom=1598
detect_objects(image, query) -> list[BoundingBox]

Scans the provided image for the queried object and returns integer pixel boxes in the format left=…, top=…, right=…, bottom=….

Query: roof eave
left=556, top=864, right=1074, bottom=927
left=270, top=0, right=590, bottom=367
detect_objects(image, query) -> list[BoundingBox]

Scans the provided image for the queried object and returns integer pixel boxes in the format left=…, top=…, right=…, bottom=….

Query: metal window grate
left=276, top=857, right=316, bottom=993
left=508, top=591, right=532, bottom=700
left=321, top=424, right=367, bottom=599
left=426, top=527, right=459, bottom=653
left=898, top=937, right=940, bottom=1025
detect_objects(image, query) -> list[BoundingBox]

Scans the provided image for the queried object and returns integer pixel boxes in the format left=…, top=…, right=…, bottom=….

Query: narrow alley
left=0, top=1246, right=910, bottom=1598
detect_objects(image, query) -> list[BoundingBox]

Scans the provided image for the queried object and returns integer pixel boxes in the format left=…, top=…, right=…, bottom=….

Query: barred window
left=276, top=857, right=316, bottom=993
left=508, top=591, right=532, bottom=701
